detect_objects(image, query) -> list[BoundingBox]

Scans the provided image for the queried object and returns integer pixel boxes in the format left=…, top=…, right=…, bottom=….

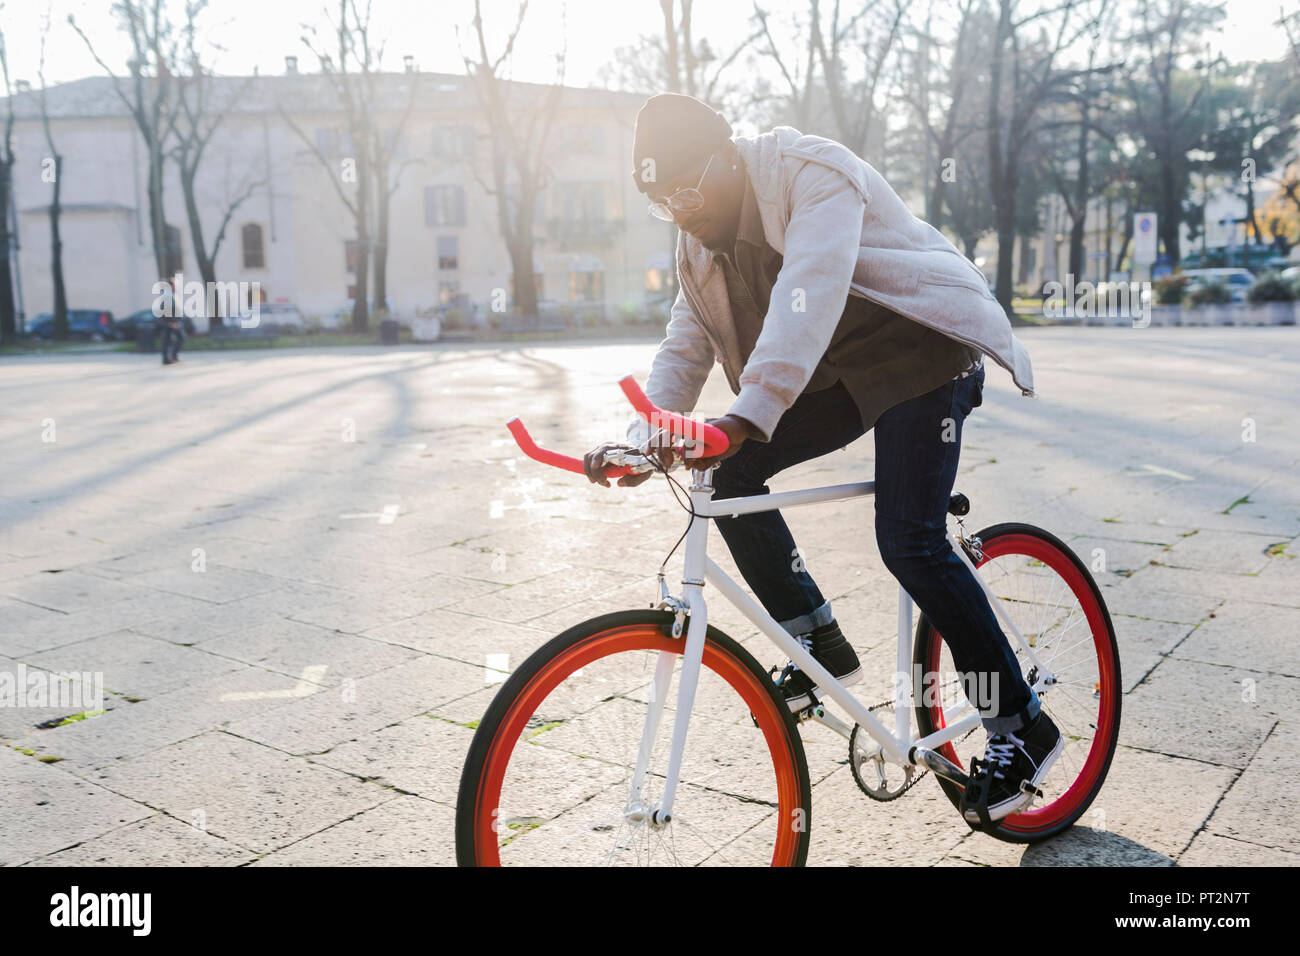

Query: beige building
left=5, top=67, right=675, bottom=331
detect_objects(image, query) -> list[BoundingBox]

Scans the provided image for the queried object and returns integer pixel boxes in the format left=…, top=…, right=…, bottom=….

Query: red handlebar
left=505, top=374, right=730, bottom=479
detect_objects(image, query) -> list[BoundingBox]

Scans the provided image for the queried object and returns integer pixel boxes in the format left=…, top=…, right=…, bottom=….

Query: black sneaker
left=773, top=619, right=862, bottom=712
left=961, top=711, right=1062, bottom=826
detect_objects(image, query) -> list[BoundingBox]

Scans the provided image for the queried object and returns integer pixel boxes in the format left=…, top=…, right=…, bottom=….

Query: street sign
left=1134, top=212, right=1158, bottom=266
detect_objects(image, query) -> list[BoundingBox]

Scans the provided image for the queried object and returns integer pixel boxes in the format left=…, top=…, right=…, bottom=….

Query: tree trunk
left=50, top=155, right=68, bottom=340
left=509, top=237, right=538, bottom=316
left=1113, top=201, right=1134, bottom=274
left=1068, top=107, right=1090, bottom=280
left=180, top=164, right=220, bottom=326
left=987, top=0, right=1014, bottom=316
left=351, top=148, right=371, bottom=333
left=1158, top=155, right=1180, bottom=265
left=372, top=161, right=389, bottom=318
left=1017, top=232, right=1033, bottom=286
left=0, top=161, right=15, bottom=344
left=147, top=139, right=169, bottom=279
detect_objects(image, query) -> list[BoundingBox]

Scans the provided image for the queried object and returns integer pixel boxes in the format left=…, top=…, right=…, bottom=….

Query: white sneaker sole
left=963, top=730, right=1064, bottom=824
left=784, top=666, right=863, bottom=712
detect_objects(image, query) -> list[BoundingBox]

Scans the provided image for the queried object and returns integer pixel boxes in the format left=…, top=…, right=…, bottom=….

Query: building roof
left=3, top=72, right=653, bottom=122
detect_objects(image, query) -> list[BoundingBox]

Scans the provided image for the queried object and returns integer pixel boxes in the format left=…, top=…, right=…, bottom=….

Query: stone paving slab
left=24, top=628, right=247, bottom=699
left=3, top=330, right=1297, bottom=865
left=1199, top=727, right=1300, bottom=854
left=949, top=744, right=1237, bottom=865
left=88, top=732, right=398, bottom=855
left=1174, top=600, right=1300, bottom=676
left=22, top=813, right=256, bottom=867
left=7, top=666, right=335, bottom=769
left=0, top=746, right=154, bottom=866
left=248, top=795, right=456, bottom=866
left=223, top=653, right=481, bottom=756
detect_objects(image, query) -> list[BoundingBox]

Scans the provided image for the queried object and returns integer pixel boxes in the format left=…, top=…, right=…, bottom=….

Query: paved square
left=2, top=328, right=1297, bottom=865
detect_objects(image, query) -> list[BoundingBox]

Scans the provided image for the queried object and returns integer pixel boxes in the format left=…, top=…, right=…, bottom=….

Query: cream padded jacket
left=634, top=125, right=1035, bottom=443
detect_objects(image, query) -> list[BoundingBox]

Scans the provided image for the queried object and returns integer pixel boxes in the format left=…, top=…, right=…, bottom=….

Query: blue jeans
left=711, top=365, right=1039, bottom=733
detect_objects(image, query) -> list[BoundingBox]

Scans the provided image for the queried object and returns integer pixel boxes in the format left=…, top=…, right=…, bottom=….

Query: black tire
left=456, top=608, right=813, bottom=866
left=912, top=522, right=1121, bottom=844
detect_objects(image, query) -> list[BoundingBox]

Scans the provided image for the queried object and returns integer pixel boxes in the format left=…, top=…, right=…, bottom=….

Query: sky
left=2, top=0, right=1296, bottom=95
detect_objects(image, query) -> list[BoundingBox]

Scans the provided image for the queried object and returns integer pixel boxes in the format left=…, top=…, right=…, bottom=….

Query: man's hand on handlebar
left=583, top=437, right=674, bottom=488
left=583, top=414, right=757, bottom=487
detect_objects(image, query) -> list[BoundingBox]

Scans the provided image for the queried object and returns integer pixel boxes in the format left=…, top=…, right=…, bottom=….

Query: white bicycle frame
left=629, top=464, right=1056, bottom=827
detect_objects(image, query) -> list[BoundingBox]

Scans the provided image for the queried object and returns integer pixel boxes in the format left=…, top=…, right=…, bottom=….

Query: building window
left=433, top=126, right=475, bottom=158
left=437, top=236, right=458, bottom=270
left=425, top=185, right=466, bottom=226
left=242, top=223, right=265, bottom=269
left=438, top=279, right=460, bottom=305
left=345, top=240, right=361, bottom=274
left=570, top=270, right=604, bottom=301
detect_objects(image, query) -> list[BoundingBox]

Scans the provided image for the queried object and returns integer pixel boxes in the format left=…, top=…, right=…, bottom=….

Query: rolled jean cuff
left=980, top=692, right=1041, bottom=735
left=778, top=598, right=834, bottom=638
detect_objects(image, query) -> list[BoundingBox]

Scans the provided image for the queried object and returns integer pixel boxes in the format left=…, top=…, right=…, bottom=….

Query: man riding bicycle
left=583, top=92, right=1060, bottom=825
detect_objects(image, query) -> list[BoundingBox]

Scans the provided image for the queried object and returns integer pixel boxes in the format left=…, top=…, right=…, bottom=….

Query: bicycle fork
left=625, top=470, right=713, bottom=827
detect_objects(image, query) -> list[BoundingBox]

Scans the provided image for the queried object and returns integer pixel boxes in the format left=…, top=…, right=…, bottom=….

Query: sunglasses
left=647, top=153, right=715, bottom=222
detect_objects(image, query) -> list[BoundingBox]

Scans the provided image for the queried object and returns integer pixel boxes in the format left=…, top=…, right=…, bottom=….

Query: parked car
left=1179, top=268, right=1255, bottom=303
left=27, top=310, right=116, bottom=341
left=117, top=309, right=196, bottom=338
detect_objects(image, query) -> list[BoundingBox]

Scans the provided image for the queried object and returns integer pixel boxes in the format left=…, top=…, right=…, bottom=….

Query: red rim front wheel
left=456, top=610, right=812, bottom=866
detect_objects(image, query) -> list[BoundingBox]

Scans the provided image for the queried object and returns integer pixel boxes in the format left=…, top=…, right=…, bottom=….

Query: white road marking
left=339, top=505, right=401, bottom=524
left=1127, top=464, right=1194, bottom=481
left=220, top=665, right=329, bottom=701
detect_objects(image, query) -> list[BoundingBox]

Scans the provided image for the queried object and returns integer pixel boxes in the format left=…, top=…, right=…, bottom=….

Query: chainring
left=848, top=702, right=926, bottom=802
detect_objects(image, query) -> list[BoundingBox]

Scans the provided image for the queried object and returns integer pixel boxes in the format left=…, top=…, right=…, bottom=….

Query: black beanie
left=631, top=92, right=733, bottom=195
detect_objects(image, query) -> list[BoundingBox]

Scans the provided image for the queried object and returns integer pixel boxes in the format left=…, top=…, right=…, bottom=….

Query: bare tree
left=1123, top=0, right=1225, bottom=267
left=70, top=0, right=181, bottom=282
left=171, top=0, right=262, bottom=326
left=901, top=0, right=984, bottom=226
left=750, top=2, right=820, bottom=130
left=0, top=17, right=18, bottom=345
left=810, top=0, right=906, bottom=157
left=599, top=1, right=759, bottom=106
left=38, top=4, right=68, bottom=340
left=355, top=41, right=421, bottom=320
left=985, top=0, right=1107, bottom=312
left=459, top=0, right=566, bottom=319
left=279, top=0, right=380, bottom=331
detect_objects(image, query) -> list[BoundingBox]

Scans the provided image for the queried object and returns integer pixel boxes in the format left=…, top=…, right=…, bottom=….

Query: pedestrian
left=583, top=92, right=1056, bottom=825
left=158, top=277, right=184, bottom=365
